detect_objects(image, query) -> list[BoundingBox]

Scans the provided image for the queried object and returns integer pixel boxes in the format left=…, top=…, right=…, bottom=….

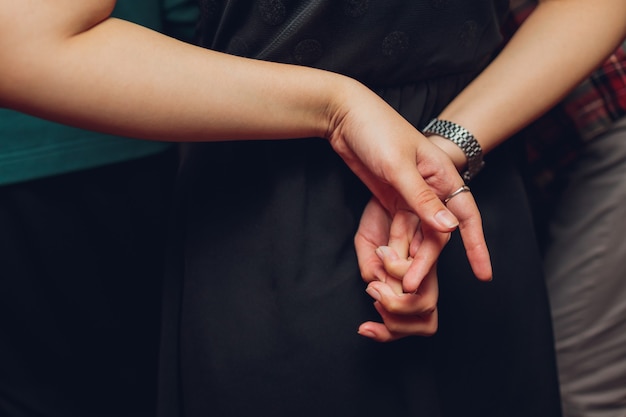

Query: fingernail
left=365, top=286, right=382, bottom=302
left=358, top=329, right=377, bottom=339
left=435, top=210, right=459, bottom=229
left=375, top=246, right=392, bottom=260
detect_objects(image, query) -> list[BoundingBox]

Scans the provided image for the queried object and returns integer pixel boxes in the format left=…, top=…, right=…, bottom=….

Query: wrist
left=428, top=134, right=468, bottom=172
left=320, top=74, right=363, bottom=141
left=422, top=118, right=484, bottom=182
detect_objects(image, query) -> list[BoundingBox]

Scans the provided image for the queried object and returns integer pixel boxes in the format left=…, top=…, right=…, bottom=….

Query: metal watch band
left=422, top=118, right=485, bottom=182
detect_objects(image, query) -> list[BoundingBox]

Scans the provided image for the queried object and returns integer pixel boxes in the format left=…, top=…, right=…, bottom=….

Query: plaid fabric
left=506, top=0, right=626, bottom=142
left=502, top=0, right=626, bottom=214
left=567, top=47, right=626, bottom=141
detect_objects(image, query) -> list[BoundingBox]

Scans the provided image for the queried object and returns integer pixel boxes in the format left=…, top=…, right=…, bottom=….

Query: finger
left=381, top=209, right=420, bottom=278
left=402, top=227, right=449, bottom=293
left=408, top=223, right=424, bottom=257
left=354, top=198, right=392, bottom=282
left=355, top=234, right=386, bottom=283
left=387, top=209, right=419, bottom=259
left=366, top=274, right=438, bottom=316
left=375, top=246, right=412, bottom=279
left=360, top=271, right=439, bottom=342
left=375, top=302, right=439, bottom=337
left=413, top=266, right=439, bottom=302
left=390, top=158, right=461, bottom=233
left=357, top=303, right=438, bottom=342
left=445, top=189, right=493, bottom=281
left=357, top=321, right=398, bottom=342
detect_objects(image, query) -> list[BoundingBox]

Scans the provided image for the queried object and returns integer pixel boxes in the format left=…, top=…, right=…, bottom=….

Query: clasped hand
left=355, top=198, right=447, bottom=342
left=324, top=80, right=492, bottom=341
left=356, top=188, right=492, bottom=342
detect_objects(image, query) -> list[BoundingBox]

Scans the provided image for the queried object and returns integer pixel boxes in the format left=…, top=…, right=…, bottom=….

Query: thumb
left=392, top=166, right=460, bottom=232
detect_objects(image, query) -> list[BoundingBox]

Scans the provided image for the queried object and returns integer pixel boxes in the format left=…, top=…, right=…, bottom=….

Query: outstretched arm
left=0, top=0, right=333, bottom=142
left=0, top=0, right=490, bottom=266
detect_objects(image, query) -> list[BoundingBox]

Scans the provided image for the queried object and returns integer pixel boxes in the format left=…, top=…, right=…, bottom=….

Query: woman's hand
left=0, top=0, right=490, bottom=283
left=329, top=82, right=492, bottom=285
left=355, top=198, right=444, bottom=341
left=359, top=270, right=439, bottom=342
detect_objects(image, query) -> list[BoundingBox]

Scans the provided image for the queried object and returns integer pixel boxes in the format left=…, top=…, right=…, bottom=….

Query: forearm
left=0, top=4, right=342, bottom=142
left=430, top=0, right=626, bottom=169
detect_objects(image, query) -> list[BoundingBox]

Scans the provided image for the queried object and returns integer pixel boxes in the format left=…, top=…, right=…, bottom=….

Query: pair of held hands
left=355, top=196, right=463, bottom=342
left=324, top=86, right=493, bottom=342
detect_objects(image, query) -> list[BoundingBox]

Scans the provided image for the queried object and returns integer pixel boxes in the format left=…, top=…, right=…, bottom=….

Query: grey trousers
left=544, top=116, right=626, bottom=417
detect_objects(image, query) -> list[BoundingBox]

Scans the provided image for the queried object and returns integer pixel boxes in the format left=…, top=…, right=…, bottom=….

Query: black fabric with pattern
left=157, top=2, right=562, bottom=416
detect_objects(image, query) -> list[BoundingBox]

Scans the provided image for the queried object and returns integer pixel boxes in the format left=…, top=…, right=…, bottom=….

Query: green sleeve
left=162, top=0, right=200, bottom=43
left=111, top=0, right=163, bottom=29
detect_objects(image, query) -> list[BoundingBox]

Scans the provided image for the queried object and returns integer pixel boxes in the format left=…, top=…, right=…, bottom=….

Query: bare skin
left=355, top=0, right=626, bottom=342
left=0, top=0, right=489, bottom=275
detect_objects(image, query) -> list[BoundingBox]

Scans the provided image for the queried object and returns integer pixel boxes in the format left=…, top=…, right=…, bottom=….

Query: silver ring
left=444, top=185, right=470, bottom=204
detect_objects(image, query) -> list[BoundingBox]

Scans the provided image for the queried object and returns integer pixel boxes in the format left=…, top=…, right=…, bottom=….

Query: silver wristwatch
left=422, top=118, right=485, bottom=182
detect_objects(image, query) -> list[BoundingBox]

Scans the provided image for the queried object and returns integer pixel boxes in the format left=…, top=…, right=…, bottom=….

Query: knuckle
left=414, top=187, right=440, bottom=208
left=385, top=261, right=408, bottom=280
left=356, top=259, right=375, bottom=282
left=383, top=298, right=403, bottom=314
left=385, top=320, right=406, bottom=334
left=420, top=315, right=439, bottom=337
left=420, top=297, right=438, bottom=315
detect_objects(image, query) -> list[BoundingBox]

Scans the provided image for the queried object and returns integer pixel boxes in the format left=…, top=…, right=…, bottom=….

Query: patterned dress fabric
left=157, top=2, right=563, bottom=416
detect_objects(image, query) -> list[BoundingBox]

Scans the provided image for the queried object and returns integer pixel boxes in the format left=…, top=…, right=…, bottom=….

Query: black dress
left=158, top=2, right=562, bottom=416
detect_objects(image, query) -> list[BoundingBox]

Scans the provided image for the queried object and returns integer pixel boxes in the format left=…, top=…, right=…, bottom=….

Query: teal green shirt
left=0, top=0, right=198, bottom=186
